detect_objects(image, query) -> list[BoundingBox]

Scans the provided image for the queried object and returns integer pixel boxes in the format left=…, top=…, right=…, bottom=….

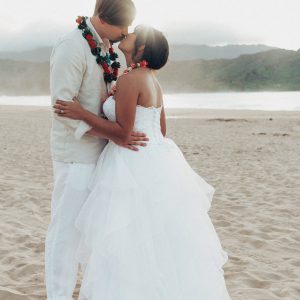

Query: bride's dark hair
left=133, top=25, right=169, bottom=70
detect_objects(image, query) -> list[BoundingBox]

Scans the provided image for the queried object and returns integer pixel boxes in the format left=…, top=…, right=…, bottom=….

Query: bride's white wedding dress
left=74, top=95, right=231, bottom=300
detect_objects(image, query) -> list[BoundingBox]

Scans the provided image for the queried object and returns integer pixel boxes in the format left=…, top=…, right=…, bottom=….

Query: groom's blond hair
left=93, top=0, right=136, bottom=26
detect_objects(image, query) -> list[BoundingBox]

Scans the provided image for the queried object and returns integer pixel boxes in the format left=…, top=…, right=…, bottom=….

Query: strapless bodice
left=103, top=96, right=164, bottom=144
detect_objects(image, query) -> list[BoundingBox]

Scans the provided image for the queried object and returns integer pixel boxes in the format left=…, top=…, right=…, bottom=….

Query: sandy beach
left=0, top=106, right=300, bottom=300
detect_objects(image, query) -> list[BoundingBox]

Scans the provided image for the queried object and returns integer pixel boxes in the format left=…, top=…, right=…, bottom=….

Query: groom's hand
left=115, top=131, right=149, bottom=151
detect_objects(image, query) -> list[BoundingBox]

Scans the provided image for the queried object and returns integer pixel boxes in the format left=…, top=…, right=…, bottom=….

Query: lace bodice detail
left=103, top=96, right=164, bottom=144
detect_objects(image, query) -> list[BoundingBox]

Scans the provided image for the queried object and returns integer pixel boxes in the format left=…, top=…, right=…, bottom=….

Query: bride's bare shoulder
left=116, top=72, right=138, bottom=89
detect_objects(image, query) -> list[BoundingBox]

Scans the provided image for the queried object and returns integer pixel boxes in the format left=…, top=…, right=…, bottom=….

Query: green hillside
left=1, top=48, right=300, bottom=95
left=157, top=49, right=300, bottom=92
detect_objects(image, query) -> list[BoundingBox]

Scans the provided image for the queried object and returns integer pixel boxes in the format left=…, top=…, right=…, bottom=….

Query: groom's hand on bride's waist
left=114, top=131, right=149, bottom=151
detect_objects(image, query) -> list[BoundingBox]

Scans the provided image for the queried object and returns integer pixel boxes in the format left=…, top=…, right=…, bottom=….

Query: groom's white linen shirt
left=50, top=18, right=109, bottom=163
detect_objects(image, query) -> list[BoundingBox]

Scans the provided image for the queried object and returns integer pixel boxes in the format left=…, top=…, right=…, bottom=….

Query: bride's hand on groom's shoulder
left=53, top=97, right=85, bottom=120
left=114, top=131, right=149, bottom=151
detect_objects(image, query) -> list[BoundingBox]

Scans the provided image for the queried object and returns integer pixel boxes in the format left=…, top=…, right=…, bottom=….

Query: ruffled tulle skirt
left=74, top=138, right=231, bottom=300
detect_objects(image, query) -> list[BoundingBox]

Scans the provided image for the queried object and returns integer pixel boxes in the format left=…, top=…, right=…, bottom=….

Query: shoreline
left=1, top=105, right=300, bottom=119
left=1, top=91, right=300, bottom=111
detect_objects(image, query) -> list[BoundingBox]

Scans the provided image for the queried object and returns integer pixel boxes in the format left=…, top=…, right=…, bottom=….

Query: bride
left=54, top=25, right=231, bottom=300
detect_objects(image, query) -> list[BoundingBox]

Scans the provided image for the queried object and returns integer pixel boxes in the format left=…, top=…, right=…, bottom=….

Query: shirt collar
left=86, top=17, right=110, bottom=52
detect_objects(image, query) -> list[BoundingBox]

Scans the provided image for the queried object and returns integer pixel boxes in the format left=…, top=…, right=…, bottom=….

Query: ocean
left=1, top=91, right=300, bottom=111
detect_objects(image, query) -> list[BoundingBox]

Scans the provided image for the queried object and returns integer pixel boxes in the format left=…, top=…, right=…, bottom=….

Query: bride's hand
left=53, top=97, right=86, bottom=120
left=113, top=131, right=149, bottom=151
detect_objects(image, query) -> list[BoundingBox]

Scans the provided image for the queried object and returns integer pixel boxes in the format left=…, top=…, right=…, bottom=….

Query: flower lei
left=123, top=60, right=148, bottom=74
left=76, top=16, right=120, bottom=83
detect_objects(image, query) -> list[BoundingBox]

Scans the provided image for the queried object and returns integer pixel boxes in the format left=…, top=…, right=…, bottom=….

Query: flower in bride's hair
left=140, top=60, right=148, bottom=68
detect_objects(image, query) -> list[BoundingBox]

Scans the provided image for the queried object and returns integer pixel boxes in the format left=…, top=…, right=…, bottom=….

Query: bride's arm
left=54, top=74, right=138, bottom=145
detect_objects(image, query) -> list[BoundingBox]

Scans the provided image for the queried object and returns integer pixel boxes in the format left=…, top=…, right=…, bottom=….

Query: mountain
left=157, top=48, right=300, bottom=92
left=1, top=48, right=300, bottom=95
left=0, top=60, right=49, bottom=95
left=169, top=44, right=276, bottom=60
left=0, top=44, right=277, bottom=63
left=0, top=47, right=126, bottom=64
left=0, top=47, right=52, bottom=62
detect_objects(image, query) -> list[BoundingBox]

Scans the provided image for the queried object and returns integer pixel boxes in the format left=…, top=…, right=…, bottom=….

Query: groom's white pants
left=45, top=161, right=96, bottom=300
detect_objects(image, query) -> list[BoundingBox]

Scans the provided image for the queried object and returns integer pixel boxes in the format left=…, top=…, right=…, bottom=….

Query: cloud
left=164, top=21, right=265, bottom=46
left=0, top=19, right=288, bottom=52
left=1, top=0, right=300, bottom=51
left=0, top=21, right=263, bottom=52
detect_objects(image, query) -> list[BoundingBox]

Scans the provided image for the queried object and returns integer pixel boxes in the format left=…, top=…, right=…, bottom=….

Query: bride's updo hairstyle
left=133, top=25, right=169, bottom=70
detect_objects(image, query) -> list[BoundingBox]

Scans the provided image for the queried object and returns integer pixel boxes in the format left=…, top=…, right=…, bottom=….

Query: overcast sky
left=0, top=0, right=299, bottom=51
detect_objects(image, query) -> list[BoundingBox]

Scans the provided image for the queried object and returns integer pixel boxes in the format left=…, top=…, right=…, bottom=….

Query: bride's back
left=130, top=68, right=163, bottom=109
left=115, top=25, right=169, bottom=137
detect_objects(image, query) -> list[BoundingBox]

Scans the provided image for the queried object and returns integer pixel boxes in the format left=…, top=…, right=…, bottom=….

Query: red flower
left=109, top=47, right=114, bottom=54
left=113, top=68, right=118, bottom=76
left=102, top=62, right=108, bottom=69
left=102, top=63, right=110, bottom=73
left=140, top=60, right=148, bottom=67
left=88, top=40, right=97, bottom=49
left=86, top=34, right=93, bottom=40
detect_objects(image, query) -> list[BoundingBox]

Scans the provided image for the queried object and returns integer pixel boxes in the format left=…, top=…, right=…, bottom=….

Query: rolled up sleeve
left=74, top=121, right=92, bottom=140
left=50, top=38, right=91, bottom=139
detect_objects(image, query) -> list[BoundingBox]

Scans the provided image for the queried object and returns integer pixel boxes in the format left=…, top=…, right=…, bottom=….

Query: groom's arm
left=50, top=37, right=92, bottom=140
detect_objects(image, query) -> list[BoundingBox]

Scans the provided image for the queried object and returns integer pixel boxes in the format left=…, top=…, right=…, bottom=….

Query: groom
left=45, top=1, right=147, bottom=299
